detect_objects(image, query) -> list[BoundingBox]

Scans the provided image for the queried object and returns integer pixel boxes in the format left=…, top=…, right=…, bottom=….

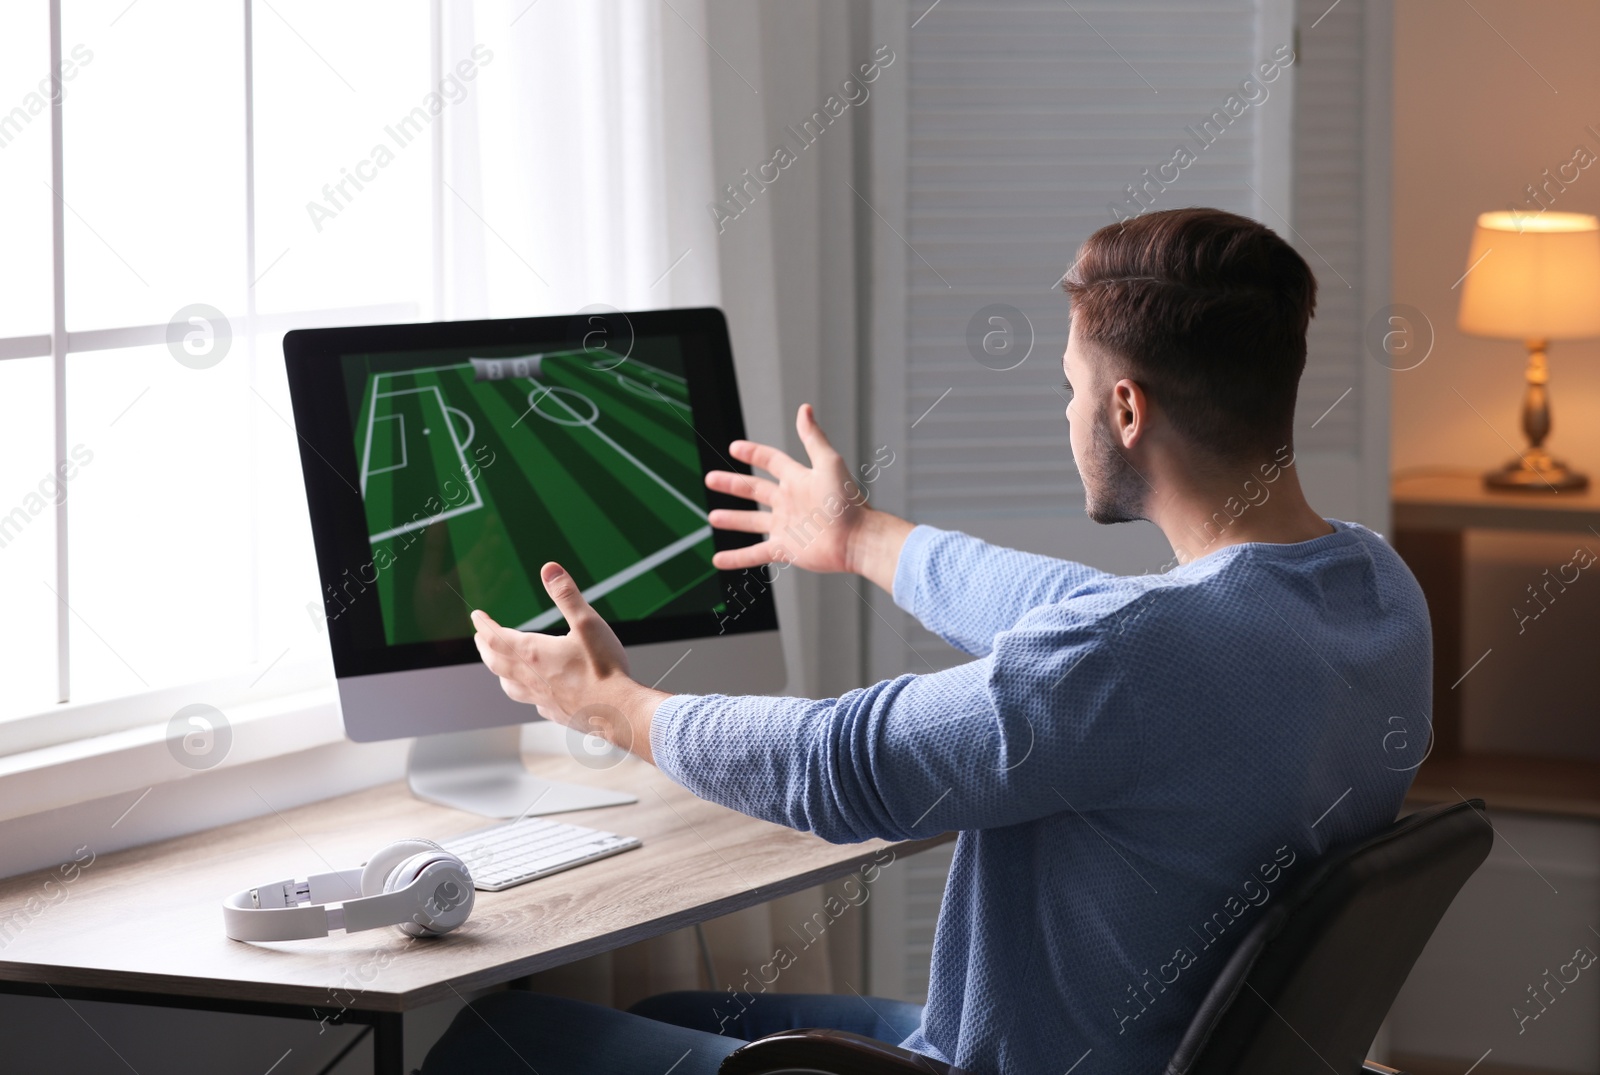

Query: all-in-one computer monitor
left=284, top=307, right=784, bottom=818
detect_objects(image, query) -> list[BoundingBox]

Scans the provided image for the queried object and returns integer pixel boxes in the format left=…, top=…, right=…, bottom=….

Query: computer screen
left=344, top=340, right=718, bottom=647
left=285, top=307, right=779, bottom=688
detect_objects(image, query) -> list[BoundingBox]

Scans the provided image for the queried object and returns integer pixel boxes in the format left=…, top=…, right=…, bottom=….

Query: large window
left=1, top=1, right=719, bottom=755
left=0, top=1, right=455, bottom=746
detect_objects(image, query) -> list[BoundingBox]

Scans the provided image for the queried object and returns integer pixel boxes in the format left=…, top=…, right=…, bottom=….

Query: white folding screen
left=863, top=0, right=1391, bottom=999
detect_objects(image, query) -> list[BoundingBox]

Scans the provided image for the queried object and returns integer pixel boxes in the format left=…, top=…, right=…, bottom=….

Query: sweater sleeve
left=648, top=604, right=1142, bottom=844
left=892, top=525, right=1113, bottom=656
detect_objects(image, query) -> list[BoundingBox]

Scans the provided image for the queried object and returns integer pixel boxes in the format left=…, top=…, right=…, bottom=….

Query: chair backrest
left=1165, top=799, right=1493, bottom=1075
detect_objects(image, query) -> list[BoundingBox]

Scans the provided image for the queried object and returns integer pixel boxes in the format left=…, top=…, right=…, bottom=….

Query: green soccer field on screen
left=349, top=345, right=719, bottom=646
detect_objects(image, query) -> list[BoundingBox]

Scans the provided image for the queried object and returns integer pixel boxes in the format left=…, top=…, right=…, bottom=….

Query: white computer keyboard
left=438, top=817, right=642, bottom=892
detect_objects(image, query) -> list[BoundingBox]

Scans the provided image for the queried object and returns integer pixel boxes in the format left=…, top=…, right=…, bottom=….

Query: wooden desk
left=0, top=752, right=948, bottom=1073
left=1392, top=474, right=1600, bottom=815
left=1393, top=473, right=1600, bottom=535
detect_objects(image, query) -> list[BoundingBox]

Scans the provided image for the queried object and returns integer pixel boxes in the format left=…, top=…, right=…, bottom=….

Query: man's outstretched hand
left=472, top=563, right=665, bottom=763
left=705, top=404, right=912, bottom=593
left=472, top=406, right=913, bottom=760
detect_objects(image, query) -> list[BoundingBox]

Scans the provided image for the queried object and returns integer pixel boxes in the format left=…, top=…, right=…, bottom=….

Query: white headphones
left=223, top=838, right=475, bottom=942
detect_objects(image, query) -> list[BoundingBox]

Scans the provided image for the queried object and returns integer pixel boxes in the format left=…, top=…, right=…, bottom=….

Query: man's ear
left=1113, top=378, right=1145, bottom=449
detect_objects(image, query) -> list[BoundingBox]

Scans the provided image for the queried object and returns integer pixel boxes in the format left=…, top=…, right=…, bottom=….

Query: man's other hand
left=471, top=563, right=664, bottom=762
left=705, top=404, right=911, bottom=591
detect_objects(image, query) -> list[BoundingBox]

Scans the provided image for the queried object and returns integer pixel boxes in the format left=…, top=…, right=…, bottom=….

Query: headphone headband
left=222, top=842, right=474, bottom=942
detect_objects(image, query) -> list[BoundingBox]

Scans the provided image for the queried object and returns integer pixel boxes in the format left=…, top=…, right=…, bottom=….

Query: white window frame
left=0, top=0, right=448, bottom=763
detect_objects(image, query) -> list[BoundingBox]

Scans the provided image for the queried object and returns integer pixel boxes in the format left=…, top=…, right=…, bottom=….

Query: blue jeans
left=421, top=989, right=925, bottom=1074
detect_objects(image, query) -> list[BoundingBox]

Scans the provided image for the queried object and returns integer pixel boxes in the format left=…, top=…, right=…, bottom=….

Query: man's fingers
left=704, top=469, right=776, bottom=505
left=711, top=542, right=784, bottom=571
left=473, top=610, right=534, bottom=675
left=729, top=439, right=803, bottom=481
left=474, top=626, right=527, bottom=673
left=708, top=508, right=771, bottom=535
left=471, top=608, right=561, bottom=709
left=474, top=633, right=516, bottom=678
left=540, top=562, right=594, bottom=625
left=470, top=622, right=501, bottom=660
left=470, top=609, right=517, bottom=651
left=795, top=403, right=837, bottom=463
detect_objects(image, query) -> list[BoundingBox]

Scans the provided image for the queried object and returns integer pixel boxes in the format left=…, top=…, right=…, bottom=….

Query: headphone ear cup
left=360, top=838, right=446, bottom=898
left=385, top=850, right=475, bottom=938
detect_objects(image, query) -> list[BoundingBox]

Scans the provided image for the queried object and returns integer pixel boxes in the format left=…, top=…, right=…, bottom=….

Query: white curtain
left=438, top=0, right=854, bottom=1008
left=441, top=0, right=721, bottom=320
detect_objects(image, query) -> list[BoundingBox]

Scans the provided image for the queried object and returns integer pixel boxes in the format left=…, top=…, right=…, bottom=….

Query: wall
left=1392, top=0, right=1600, bottom=477
left=1389, top=6, right=1600, bottom=1072
left=1392, top=0, right=1600, bottom=758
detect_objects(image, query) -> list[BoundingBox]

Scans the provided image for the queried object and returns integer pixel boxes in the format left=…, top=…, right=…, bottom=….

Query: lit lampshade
left=1458, top=211, right=1600, bottom=339
left=1455, top=211, right=1600, bottom=492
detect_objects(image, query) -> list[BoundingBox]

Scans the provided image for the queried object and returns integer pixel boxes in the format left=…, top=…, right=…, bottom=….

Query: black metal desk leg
left=373, top=1011, right=405, bottom=1075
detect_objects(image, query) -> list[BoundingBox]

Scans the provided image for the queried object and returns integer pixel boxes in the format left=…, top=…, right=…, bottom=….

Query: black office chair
left=719, top=798, right=1494, bottom=1075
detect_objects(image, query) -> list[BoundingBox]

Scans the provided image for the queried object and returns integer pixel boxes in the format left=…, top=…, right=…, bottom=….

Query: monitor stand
left=406, top=726, right=637, bottom=818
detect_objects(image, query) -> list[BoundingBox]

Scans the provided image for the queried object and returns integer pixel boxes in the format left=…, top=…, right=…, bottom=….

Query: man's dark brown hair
left=1061, top=207, right=1317, bottom=461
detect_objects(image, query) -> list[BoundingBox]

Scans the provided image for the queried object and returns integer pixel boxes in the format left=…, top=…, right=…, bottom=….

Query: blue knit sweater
left=650, top=520, right=1430, bottom=1074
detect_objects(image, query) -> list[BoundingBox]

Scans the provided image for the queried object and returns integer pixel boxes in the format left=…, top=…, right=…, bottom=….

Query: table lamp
left=1457, top=210, right=1600, bottom=491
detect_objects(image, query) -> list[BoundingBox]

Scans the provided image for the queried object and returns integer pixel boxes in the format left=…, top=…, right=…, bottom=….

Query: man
left=423, top=207, right=1430, bottom=1074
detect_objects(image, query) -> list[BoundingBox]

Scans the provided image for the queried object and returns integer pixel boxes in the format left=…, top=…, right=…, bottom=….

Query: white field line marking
left=616, top=372, right=691, bottom=412
left=362, top=364, right=474, bottom=495
left=452, top=349, right=684, bottom=385
left=363, top=354, right=687, bottom=387
left=517, top=525, right=714, bottom=630
left=359, top=369, right=384, bottom=496
left=600, top=351, right=685, bottom=385
left=369, top=501, right=483, bottom=544
left=367, top=384, right=484, bottom=543
left=527, top=374, right=707, bottom=522
left=445, top=405, right=475, bottom=450
left=364, top=412, right=408, bottom=478
left=456, top=349, right=689, bottom=393
left=379, top=360, right=475, bottom=379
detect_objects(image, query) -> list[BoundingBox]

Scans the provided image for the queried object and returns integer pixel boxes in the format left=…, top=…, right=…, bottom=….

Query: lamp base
left=1483, top=452, right=1589, bottom=492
